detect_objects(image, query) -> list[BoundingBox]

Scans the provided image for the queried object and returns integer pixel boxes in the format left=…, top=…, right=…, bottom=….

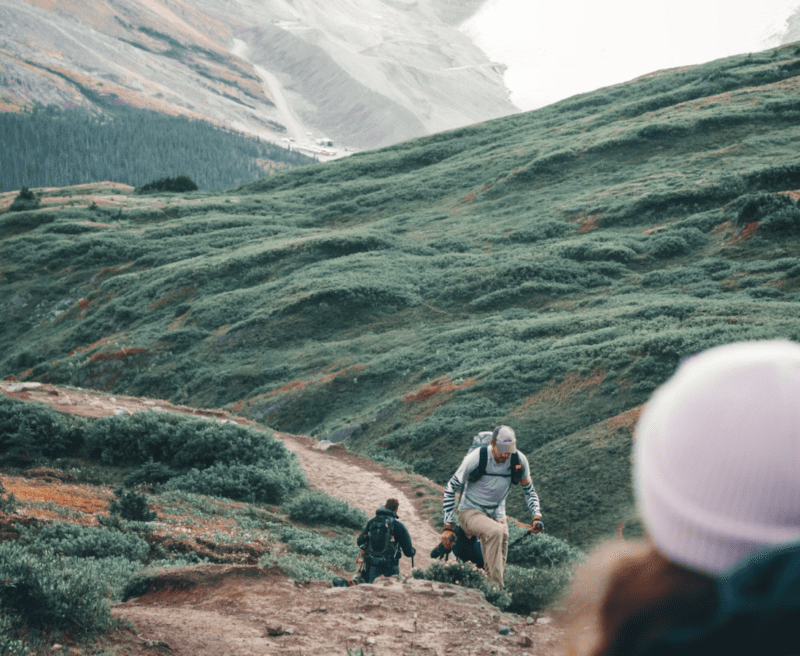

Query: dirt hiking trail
left=1, top=382, right=564, bottom=655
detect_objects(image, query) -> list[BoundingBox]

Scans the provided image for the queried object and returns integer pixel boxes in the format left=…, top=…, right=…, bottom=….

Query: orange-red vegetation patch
left=169, top=311, right=191, bottom=330
left=67, top=335, right=119, bottom=358
left=608, top=405, right=645, bottom=437
left=255, top=364, right=367, bottom=400
left=403, top=377, right=479, bottom=422
left=96, top=262, right=133, bottom=279
left=712, top=221, right=734, bottom=234
left=572, top=212, right=601, bottom=232
left=721, top=272, right=746, bottom=290
left=404, top=377, right=478, bottom=403
left=151, top=285, right=197, bottom=310
left=1, top=474, right=113, bottom=523
left=463, top=184, right=491, bottom=202
left=79, top=220, right=117, bottom=228
left=84, top=347, right=151, bottom=390
left=508, top=368, right=606, bottom=417
left=711, top=221, right=742, bottom=246
left=155, top=507, right=261, bottom=542
left=87, top=348, right=147, bottom=364
left=732, top=221, right=759, bottom=243
left=0, top=474, right=267, bottom=541
left=78, top=298, right=91, bottom=310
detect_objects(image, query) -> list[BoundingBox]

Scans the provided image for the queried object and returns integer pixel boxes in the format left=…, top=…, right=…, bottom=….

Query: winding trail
left=0, top=382, right=441, bottom=574
left=273, top=430, right=440, bottom=575
left=0, top=382, right=563, bottom=655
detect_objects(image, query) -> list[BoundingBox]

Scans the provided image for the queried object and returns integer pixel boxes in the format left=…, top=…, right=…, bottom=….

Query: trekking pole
left=508, top=531, right=535, bottom=549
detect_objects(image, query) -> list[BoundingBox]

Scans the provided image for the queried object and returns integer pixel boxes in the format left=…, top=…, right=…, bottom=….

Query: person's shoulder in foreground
left=562, top=340, right=800, bottom=656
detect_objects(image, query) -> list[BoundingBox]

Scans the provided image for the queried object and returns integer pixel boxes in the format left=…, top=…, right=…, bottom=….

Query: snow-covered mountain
left=0, top=0, right=517, bottom=154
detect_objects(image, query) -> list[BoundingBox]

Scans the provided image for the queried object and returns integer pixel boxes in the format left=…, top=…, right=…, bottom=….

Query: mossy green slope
left=3, top=43, right=800, bottom=549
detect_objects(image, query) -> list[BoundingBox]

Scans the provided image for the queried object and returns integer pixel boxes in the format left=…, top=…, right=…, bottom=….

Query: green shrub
left=559, top=240, right=636, bottom=263
left=0, top=543, right=113, bottom=632
left=16, top=521, right=150, bottom=561
left=503, top=564, right=574, bottom=614
left=122, top=460, right=177, bottom=488
left=109, top=487, right=158, bottom=522
left=85, top=411, right=294, bottom=470
left=277, top=525, right=359, bottom=572
left=736, top=193, right=800, bottom=235
left=0, top=396, right=86, bottom=464
left=504, top=220, right=571, bottom=243
left=412, top=561, right=511, bottom=611
left=0, top=612, right=27, bottom=656
left=272, top=553, right=339, bottom=582
left=0, top=482, right=19, bottom=515
left=136, top=175, right=199, bottom=194
left=166, top=462, right=305, bottom=504
left=647, top=228, right=707, bottom=259
left=284, top=490, right=368, bottom=529
left=506, top=530, right=585, bottom=569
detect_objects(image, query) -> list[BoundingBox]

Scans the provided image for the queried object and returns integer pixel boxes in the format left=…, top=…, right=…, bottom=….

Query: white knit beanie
left=634, top=340, right=800, bottom=575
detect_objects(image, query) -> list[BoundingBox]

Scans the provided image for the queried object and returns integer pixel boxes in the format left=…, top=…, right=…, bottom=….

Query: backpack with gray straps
left=365, top=515, right=398, bottom=567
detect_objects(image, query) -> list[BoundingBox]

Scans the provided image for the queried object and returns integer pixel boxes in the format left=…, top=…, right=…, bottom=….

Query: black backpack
left=467, top=445, right=524, bottom=485
left=365, top=515, right=399, bottom=566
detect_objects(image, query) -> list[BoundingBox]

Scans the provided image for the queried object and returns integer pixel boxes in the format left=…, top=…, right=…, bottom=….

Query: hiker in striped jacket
left=441, top=425, right=542, bottom=588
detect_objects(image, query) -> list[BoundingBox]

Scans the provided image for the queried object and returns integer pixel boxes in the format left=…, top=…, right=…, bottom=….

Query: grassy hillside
left=3, top=42, right=800, bottom=549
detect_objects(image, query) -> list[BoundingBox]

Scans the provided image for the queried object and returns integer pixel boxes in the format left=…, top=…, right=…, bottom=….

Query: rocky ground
left=0, top=381, right=565, bottom=655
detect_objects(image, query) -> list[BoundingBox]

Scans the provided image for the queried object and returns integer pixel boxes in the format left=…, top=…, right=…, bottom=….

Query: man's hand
left=441, top=524, right=457, bottom=551
left=530, top=516, right=544, bottom=534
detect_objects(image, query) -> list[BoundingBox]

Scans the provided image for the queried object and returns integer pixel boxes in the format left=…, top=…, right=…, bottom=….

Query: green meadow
left=4, top=41, right=800, bottom=550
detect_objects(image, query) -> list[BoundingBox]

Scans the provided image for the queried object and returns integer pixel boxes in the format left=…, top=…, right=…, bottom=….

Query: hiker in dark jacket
left=357, top=498, right=415, bottom=583
left=562, top=341, right=800, bottom=656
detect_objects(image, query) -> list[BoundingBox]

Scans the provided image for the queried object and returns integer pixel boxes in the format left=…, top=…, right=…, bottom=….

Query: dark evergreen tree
left=8, top=186, right=41, bottom=212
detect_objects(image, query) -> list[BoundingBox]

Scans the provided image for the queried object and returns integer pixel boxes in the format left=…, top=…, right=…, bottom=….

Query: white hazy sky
left=462, top=0, right=800, bottom=110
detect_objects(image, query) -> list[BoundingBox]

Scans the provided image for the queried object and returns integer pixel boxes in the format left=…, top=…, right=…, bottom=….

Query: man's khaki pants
left=458, top=508, right=508, bottom=588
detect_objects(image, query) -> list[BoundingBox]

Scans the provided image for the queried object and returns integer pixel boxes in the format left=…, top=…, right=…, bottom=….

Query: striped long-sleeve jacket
left=443, top=447, right=541, bottom=526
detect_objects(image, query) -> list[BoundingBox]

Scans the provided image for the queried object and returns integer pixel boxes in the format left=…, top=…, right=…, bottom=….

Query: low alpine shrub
left=273, top=554, right=337, bottom=582
left=277, top=525, right=359, bottom=572
left=503, top=564, right=573, bottom=614
left=0, top=396, right=86, bottom=464
left=0, top=482, right=18, bottom=515
left=506, top=529, right=585, bottom=569
left=16, top=521, right=150, bottom=561
left=0, top=543, right=113, bottom=632
left=85, top=411, right=298, bottom=472
left=167, top=461, right=306, bottom=505
left=736, top=192, right=800, bottom=236
left=122, top=460, right=176, bottom=488
left=109, top=487, right=158, bottom=523
left=136, top=175, right=198, bottom=194
left=412, top=561, right=511, bottom=611
left=284, top=490, right=367, bottom=529
left=647, top=228, right=707, bottom=259
left=0, top=612, right=27, bottom=656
